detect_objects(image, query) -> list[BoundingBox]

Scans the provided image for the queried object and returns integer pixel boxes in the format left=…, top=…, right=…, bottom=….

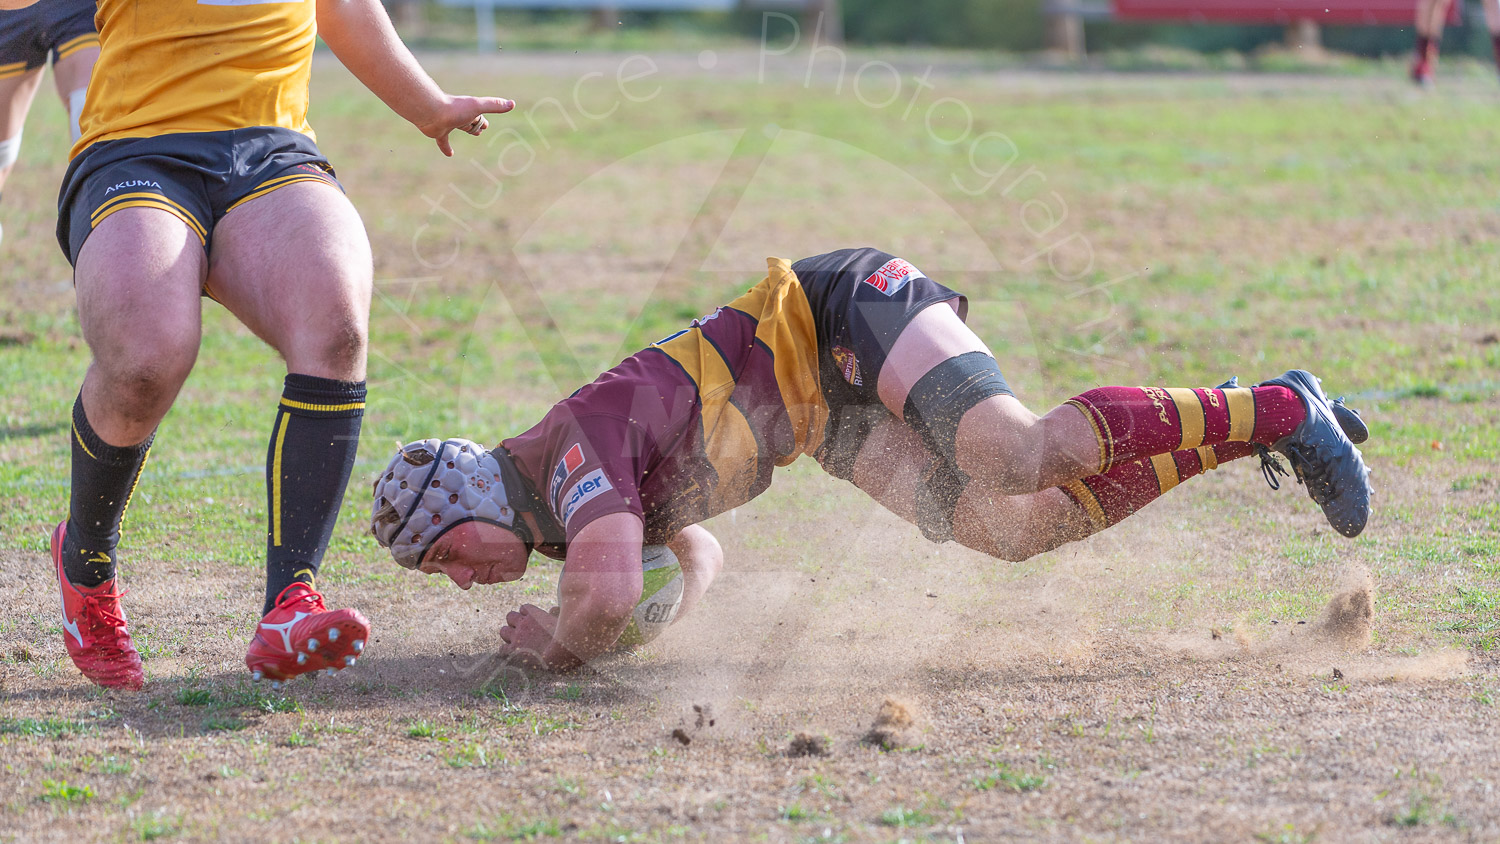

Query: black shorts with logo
left=57, top=126, right=342, bottom=266
left=0, top=0, right=97, bottom=80
left=792, top=247, right=982, bottom=479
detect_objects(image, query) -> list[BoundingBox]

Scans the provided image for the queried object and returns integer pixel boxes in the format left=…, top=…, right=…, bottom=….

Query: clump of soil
left=670, top=703, right=717, bottom=746
left=861, top=696, right=917, bottom=751
left=788, top=732, right=830, bottom=757
left=1313, top=569, right=1375, bottom=647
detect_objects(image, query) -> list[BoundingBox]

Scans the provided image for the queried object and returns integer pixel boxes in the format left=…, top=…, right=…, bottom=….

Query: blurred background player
left=372, top=248, right=1373, bottom=674
left=1410, top=0, right=1500, bottom=85
left=0, top=0, right=96, bottom=247
left=21, top=0, right=517, bottom=690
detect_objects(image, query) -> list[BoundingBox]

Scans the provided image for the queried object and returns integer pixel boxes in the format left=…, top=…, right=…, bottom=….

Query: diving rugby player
left=373, top=248, right=1372, bottom=673
left=17, top=0, right=517, bottom=689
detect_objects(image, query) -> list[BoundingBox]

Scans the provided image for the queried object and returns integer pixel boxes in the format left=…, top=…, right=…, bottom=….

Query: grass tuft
left=174, top=688, right=212, bottom=706
left=877, top=806, right=934, bottom=828
left=0, top=717, right=93, bottom=739
left=38, top=779, right=93, bottom=805
left=201, top=717, right=246, bottom=733
left=972, top=761, right=1048, bottom=793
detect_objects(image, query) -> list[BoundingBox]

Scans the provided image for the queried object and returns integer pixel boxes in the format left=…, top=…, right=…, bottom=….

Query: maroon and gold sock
left=1490, top=34, right=1500, bottom=69
left=1060, top=441, right=1254, bottom=532
left=1065, top=385, right=1302, bottom=473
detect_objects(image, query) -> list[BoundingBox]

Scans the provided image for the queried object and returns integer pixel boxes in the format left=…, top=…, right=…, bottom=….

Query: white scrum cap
left=371, top=438, right=520, bottom=569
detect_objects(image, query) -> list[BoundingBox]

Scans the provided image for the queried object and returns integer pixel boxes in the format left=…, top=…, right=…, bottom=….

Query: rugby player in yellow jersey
left=0, top=0, right=96, bottom=246
left=371, top=248, right=1374, bottom=673
left=2, top=0, right=516, bottom=690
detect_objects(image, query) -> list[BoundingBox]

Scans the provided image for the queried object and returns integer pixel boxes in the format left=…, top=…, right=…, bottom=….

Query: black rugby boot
left=1254, top=370, right=1372, bottom=538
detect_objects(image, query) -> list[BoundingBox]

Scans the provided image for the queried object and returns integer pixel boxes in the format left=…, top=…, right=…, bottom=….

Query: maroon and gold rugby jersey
left=503, top=258, right=830, bottom=554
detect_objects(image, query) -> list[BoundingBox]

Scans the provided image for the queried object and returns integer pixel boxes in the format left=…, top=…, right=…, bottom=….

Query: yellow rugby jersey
left=74, top=0, right=317, bottom=156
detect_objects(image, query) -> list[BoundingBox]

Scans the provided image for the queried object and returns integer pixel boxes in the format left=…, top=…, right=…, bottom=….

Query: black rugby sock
left=263, top=374, right=365, bottom=615
left=62, top=394, right=153, bottom=588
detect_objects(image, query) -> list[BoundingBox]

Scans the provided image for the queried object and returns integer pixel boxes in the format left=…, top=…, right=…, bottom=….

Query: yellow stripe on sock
left=1063, top=479, right=1108, bottom=530
left=271, top=413, right=291, bottom=547
left=1149, top=453, right=1181, bottom=494
left=71, top=418, right=97, bottom=460
left=1166, top=388, right=1205, bottom=451
left=1196, top=445, right=1218, bottom=471
left=118, top=444, right=152, bottom=535
left=1225, top=388, right=1256, bottom=443
left=279, top=397, right=365, bottom=413
left=1065, top=399, right=1108, bottom=474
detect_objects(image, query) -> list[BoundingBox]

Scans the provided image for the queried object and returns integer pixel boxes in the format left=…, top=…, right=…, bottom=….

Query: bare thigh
left=206, top=181, right=373, bottom=380
left=74, top=207, right=208, bottom=444
left=842, top=414, right=1091, bottom=563
left=50, top=45, right=97, bottom=100
left=0, top=67, right=44, bottom=188
left=873, top=300, right=1097, bottom=494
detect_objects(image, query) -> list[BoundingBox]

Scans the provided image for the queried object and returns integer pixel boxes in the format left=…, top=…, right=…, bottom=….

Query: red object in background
left=1113, top=0, right=1459, bottom=25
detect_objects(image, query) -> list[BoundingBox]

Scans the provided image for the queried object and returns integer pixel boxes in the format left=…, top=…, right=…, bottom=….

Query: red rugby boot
left=51, top=521, right=144, bottom=690
left=246, top=583, right=370, bottom=686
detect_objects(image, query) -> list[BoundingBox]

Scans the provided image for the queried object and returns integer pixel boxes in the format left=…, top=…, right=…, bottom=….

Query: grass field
left=2, top=50, right=1499, bottom=842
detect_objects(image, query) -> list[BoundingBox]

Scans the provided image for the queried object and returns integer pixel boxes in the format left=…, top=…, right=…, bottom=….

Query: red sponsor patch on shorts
left=861, top=257, right=925, bottom=296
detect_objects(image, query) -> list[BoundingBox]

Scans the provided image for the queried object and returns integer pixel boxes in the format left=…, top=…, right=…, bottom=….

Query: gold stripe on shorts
left=92, top=200, right=207, bottom=245
left=92, top=191, right=208, bottom=242
left=225, top=174, right=332, bottom=214
left=55, top=34, right=100, bottom=60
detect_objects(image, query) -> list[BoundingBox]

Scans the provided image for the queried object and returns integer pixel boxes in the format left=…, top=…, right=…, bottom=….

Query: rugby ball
left=619, top=545, right=684, bottom=646
left=557, top=545, right=683, bottom=648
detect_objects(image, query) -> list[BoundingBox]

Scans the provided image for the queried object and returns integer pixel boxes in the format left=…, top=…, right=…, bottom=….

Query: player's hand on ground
left=418, top=94, right=516, bottom=157
left=498, top=604, right=561, bottom=671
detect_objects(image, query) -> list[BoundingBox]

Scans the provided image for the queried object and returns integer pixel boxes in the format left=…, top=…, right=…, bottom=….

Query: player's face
left=417, top=521, right=529, bottom=589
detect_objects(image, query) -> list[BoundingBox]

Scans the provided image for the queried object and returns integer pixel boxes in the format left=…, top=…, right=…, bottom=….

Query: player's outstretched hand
left=419, top=95, right=516, bottom=157
left=498, top=603, right=562, bottom=671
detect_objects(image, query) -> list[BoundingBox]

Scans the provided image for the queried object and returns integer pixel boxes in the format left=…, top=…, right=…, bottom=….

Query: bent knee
left=287, top=313, right=368, bottom=379
left=94, top=350, right=197, bottom=416
left=676, top=527, right=724, bottom=576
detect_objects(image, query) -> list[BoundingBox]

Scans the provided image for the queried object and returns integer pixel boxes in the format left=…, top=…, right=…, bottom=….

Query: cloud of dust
left=1155, top=564, right=1469, bottom=681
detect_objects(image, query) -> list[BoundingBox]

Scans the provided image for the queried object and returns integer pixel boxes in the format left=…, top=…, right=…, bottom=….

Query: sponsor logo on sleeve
left=548, top=443, right=586, bottom=507
left=860, top=257, right=925, bottom=297
left=561, top=469, right=614, bottom=528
